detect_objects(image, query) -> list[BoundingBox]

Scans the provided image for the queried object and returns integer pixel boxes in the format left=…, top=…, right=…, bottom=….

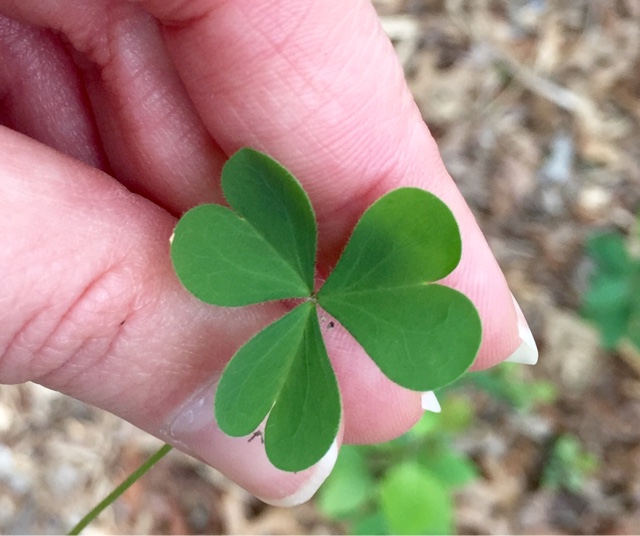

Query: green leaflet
left=171, top=148, right=315, bottom=306
left=215, top=302, right=340, bottom=471
left=318, top=189, right=481, bottom=390
left=264, top=306, right=340, bottom=471
left=171, top=148, right=482, bottom=472
left=319, top=188, right=461, bottom=292
left=318, top=285, right=480, bottom=390
left=214, top=303, right=312, bottom=437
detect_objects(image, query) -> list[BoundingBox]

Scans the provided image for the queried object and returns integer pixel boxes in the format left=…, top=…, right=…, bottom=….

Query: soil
left=2, top=1, right=640, bottom=534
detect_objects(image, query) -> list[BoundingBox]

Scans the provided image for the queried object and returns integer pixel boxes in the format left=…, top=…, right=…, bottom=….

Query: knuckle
left=0, top=261, right=142, bottom=388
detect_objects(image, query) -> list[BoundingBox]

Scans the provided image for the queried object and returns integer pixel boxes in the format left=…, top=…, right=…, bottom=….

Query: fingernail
left=420, top=391, right=441, bottom=413
left=505, top=294, right=539, bottom=365
left=260, top=438, right=339, bottom=507
left=163, top=381, right=339, bottom=505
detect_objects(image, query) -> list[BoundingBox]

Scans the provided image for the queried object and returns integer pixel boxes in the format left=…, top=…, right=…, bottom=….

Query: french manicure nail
left=164, top=381, right=338, bottom=506
left=260, top=438, right=339, bottom=507
left=505, top=294, right=539, bottom=365
left=421, top=391, right=441, bottom=413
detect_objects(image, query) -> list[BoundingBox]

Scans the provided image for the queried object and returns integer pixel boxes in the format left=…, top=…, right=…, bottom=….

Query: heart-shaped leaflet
left=171, top=148, right=481, bottom=472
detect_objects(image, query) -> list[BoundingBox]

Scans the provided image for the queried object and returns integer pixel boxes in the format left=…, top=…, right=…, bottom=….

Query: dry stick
left=68, top=443, right=174, bottom=535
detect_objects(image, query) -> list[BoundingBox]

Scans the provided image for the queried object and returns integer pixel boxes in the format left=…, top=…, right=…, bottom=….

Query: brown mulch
left=2, top=1, right=640, bottom=534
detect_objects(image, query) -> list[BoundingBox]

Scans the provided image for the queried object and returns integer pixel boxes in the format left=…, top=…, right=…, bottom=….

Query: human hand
left=0, top=0, right=537, bottom=505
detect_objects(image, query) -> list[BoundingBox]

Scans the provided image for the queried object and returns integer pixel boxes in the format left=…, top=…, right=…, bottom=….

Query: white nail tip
left=421, top=391, right=441, bottom=413
left=505, top=294, right=539, bottom=365
left=262, top=439, right=339, bottom=507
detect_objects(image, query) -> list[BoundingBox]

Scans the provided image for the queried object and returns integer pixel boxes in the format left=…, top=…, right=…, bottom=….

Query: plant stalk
left=68, top=443, right=173, bottom=535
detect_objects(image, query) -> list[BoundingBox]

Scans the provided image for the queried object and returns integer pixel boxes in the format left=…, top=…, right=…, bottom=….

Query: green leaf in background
left=628, top=297, right=640, bottom=349
left=379, top=462, right=453, bottom=535
left=585, top=232, right=630, bottom=276
left=581, top=221, right=640, bottom=351
left=171, top=149, right=314, bottom=306
left=583, top=302, right=629, bottom=350
left=465, top=363, right=557, bottom=411
left=438, top=394, right=476, bottom=433
left=419, top=450, right=478, bottom=489
left=317, top=446, right=374, bottom=519
left=403, top=393, right=474, bottom=440
left=582, top=229, right=635, bottom=348
left=215, top=302, right=340, bottom=471
left=542, top=434, right=599, bottom=492
left=583, top=274, right=631, bottom=312
left=407, top=410, right=442, bottom=439
left=318, top=189, right=481, bottom=390
left=352, top=513, right=388, bottom=536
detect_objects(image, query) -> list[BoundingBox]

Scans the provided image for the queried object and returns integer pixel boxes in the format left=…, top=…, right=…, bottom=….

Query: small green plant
left=170, top=148, right=482, bottom=471
left=542, top=434, right=599, bottom=493
left=462, top=362, right=557, bottom=412
left=317, top=394, right=478, bottom=535
left=582, top=219, right=640, bottom=351
left=69, top=148, right=482, bottom=533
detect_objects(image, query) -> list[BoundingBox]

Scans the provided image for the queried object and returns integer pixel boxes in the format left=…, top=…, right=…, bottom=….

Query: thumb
left=0, top=128, right=337, bottom=505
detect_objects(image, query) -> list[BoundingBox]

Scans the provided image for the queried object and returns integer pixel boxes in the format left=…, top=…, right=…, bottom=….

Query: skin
left=0, top=0, right=521, bottom=501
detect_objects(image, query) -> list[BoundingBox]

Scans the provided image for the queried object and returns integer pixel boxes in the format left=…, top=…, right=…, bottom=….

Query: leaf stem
left=68, top=443, right=173, bottom=535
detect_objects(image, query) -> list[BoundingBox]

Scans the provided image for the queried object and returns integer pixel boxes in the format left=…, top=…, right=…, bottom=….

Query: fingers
left=166, top=381, right=342, bottom=506
left=0, top=15, right=108, bottom=169
left=0, top=128, right=336, bottom=503
left=0, top=0, right=537, bottom=451
left=0, top=2, right=225, bottom=214
left=129, top=0, right=534, bottom=411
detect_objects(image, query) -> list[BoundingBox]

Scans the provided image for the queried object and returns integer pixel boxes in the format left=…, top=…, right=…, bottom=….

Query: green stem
left=68, top=443, right=173, bottom=535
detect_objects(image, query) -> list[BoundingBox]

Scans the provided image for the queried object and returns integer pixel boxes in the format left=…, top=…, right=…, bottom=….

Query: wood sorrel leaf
left=318, top=188, right=481, bottom=391
left=171, top=149, right=483, bottom=473
left=215, top=301, right=341, bottom=471
left=171, top=148, right=315, bottom=306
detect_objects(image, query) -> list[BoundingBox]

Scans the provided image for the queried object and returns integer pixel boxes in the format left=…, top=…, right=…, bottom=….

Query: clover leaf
left=170, top=148, right=482, bottom=472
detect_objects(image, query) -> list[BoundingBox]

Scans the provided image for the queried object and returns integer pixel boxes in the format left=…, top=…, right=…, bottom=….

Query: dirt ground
left=2, top=1, right=640, bottom=534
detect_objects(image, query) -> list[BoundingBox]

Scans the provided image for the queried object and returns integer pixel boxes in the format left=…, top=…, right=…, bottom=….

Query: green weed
left=317, top=394, right=478, bottom=535
left=582, top=217, right=640, bottom=351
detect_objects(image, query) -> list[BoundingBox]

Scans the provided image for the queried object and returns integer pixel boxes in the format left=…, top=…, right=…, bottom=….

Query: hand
left=0, top=0, right=536, bottom=505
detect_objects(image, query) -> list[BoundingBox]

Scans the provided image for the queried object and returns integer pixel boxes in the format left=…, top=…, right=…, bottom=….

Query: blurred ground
left=2, top=0, right=640, bottom=534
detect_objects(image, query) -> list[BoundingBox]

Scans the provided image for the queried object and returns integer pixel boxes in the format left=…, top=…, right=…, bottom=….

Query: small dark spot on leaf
left=248, top=430, right=264, bottom=444
left=328, top=321, right=335, bottom=329
left=119, top=320, right=126, bottom=326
